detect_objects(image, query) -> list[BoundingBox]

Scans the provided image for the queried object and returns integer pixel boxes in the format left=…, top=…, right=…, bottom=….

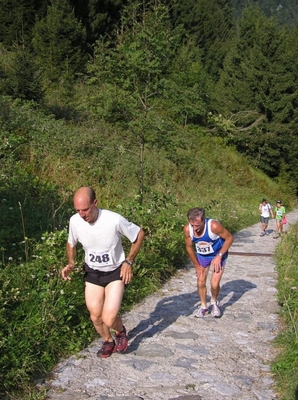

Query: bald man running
left=61, top=186, right=145, bottom=357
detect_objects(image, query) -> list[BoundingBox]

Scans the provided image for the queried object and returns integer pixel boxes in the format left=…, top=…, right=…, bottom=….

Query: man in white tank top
left=184, top=207, right=234, bottom=318
left=61, top=187, right=145, bottom=358
left=259, top=198, right=274, bottom=236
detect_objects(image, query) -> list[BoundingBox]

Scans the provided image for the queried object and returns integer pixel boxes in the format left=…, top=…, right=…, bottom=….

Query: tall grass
left=272, top=223, right=298, bottom=399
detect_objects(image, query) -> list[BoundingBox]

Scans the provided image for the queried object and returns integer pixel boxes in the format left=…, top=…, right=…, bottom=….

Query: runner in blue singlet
left=184, top=207, right=234, bottom=318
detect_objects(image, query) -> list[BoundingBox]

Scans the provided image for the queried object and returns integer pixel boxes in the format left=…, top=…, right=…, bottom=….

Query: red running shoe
left=97, top=340, right=116, bottom=358
left=115, top=326, right=128, bottom=353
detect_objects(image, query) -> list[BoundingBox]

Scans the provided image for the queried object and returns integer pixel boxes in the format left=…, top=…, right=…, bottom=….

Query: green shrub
left=272, top=223, right=298, bottom=399
left=0, top=229, right=91, bottom=395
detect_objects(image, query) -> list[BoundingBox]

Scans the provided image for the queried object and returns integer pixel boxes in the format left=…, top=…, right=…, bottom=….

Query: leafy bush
left=0, top=173, right=72, bottom=263
left=0, top=229, right=91, bottom=395
left=272, top=223, right=298, bottom=399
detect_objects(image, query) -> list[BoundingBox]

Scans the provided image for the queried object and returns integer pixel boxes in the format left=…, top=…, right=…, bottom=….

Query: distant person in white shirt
left=259, top=198, right=274, bottom=236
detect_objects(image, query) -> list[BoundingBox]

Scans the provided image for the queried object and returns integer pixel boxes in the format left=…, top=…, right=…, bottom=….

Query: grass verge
left=272, top=222, right=298, bottom=400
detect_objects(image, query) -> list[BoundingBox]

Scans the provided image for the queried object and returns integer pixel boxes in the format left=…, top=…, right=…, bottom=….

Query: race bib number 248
left=88, top=250, right=113, bottom=267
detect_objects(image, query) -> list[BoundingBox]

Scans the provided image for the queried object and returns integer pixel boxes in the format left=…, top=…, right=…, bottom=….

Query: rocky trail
left=43, top=210, right=298, bottom=400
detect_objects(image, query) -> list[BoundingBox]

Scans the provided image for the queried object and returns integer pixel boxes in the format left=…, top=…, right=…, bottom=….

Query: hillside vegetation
left=0, top=95, right=293, bottom=263
left=0, top=93, right=294, bottom=400
left=272, top=224, right=298, bottom=400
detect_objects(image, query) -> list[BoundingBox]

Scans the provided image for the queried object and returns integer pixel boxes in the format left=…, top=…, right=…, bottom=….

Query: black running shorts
left=83, top=263, right=122, bottom=287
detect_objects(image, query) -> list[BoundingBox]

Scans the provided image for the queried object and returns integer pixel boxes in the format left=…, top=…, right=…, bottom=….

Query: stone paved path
left=44, top=210, right=298, bottom=400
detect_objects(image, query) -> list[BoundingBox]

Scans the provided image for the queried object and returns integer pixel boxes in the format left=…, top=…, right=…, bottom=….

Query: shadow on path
left=219, top=279, right=257, bottom=313
left=127, top=291, right=198, bottom=352
left=127, top=279, right=256, bottom=351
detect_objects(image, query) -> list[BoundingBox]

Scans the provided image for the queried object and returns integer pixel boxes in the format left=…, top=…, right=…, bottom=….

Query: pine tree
left=0, top=44, right=43, bottom=101
left=32, top=0, right=87, bottom=85
left=85, top=1, right=180, bottom=123
left=193, top=0, right=234, bottom=80
left=211, top=4, right=298, bottom=189
left=69, top=0, right=126, bottom=45
left=0, top=0, right=48, bottom=47
left=0, top=0, right=36, bottom=46
left=84, top=0, right=207, bottom=129
left=274, top=21, right=298, bottom=191
left=165, top=0, right=234, bottom=81
left=82, top=0, right=209, bottom=200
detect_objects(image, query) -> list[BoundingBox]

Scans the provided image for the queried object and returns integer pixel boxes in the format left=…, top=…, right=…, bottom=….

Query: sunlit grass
left=272, top=223, right=298, bottom=400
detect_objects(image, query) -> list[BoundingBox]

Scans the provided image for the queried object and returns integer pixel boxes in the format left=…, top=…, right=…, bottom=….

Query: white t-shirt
left=259, top=203, right=272, bottom=218
left=67, top=209, right=141, bottom=272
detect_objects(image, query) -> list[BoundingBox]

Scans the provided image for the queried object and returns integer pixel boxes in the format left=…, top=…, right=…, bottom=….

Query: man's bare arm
left=61, top=242, right=76, bottom=280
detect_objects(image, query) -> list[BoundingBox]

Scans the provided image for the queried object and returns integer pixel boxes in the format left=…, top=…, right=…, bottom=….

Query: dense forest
left=1, top=0, right=298, bottom=195
left=1, top=1, right=298, bottom=398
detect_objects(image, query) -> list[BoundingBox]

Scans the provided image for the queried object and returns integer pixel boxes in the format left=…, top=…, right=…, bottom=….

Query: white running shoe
left=193, top=306, right=209, bottom=318
left=211, top=301, right=221, bottom=318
